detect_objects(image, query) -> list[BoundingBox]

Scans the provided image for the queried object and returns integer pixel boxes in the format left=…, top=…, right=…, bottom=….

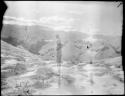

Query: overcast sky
left=4, top=1, right=123, bottom=36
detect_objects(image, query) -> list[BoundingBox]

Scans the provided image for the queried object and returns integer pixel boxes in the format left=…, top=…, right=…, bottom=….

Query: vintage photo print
left=1, top=1, right=124, bottom=95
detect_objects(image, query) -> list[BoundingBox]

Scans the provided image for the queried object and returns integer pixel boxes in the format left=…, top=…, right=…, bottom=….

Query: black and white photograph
left=1, top=1, right=124, bottom=95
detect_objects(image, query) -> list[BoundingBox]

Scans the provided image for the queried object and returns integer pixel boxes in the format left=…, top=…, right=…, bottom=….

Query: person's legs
left=56, top=50, right=62, bottom=88
left=58, top=64, right=61, bottom=88
left=58, top=63, right=61, bottom=88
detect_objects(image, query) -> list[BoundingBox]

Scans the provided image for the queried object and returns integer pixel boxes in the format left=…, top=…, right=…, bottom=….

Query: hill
left=1, top=23, right=122, bottom=62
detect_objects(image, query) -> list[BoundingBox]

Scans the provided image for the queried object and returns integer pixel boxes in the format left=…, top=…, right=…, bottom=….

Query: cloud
left=39, top=16, right=75, bottom=31
left=3, top=20, right=35, bottom=26
left=39, top=16, right=74, bottom=25
left=4, top=16, right=17, bottom=20
left=3, top=16, right=37, bottom=26
left=3, top=15, right=77, bottom=32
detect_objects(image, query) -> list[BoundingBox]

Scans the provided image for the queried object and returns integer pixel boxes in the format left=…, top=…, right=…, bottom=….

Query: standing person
left=56, top=34, right=68, bottom=88
left=56, top=34, right=62, bottom=88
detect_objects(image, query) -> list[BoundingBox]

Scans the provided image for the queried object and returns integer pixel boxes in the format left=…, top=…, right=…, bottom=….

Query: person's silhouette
left=56, top=34, right=62, bottom=88
left=56, top=35, right=62, bottom=64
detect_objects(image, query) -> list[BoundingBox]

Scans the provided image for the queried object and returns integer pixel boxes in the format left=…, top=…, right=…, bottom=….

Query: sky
left=4, top=1, right=123, bottom=36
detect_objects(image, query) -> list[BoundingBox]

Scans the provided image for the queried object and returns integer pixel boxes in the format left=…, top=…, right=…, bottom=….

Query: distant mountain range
left=1, top=16, right=122, bottom=61
left=1, top=23, right=89, bottom=54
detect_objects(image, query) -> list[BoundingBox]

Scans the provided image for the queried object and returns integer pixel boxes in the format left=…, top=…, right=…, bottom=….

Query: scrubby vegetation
left=30, top=67, right=54, bottom=89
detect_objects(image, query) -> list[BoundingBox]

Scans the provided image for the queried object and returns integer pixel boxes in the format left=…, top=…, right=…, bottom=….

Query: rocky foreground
left=1, top=40, right=124, bottom=95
